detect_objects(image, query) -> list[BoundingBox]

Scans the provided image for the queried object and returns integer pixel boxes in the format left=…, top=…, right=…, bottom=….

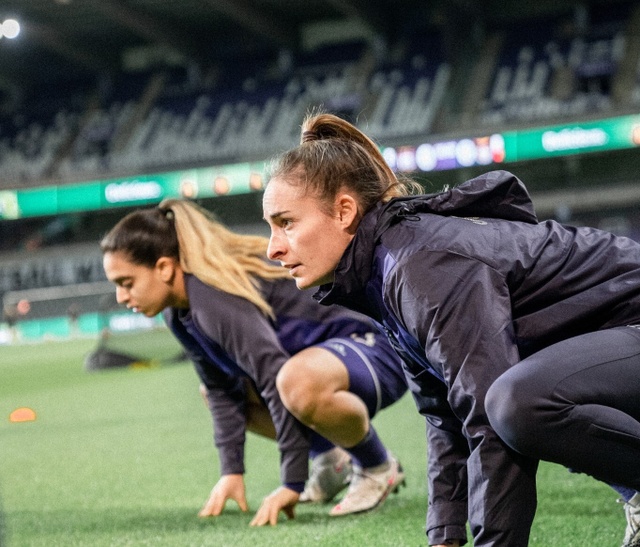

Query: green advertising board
left=503, top=114, right=640, bottom=161
left=1, top=114, right=639, bottom=220
left=2, top=161, right=267, bottom=220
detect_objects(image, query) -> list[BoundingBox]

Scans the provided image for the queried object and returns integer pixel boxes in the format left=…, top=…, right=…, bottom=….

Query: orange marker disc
left=9, top=407, right=37, bottom=422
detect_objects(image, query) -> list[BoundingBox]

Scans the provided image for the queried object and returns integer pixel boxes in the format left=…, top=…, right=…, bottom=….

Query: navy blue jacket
left=164, top=273, right=379, bottom=487
left=315, top=170, right=640, bottom=543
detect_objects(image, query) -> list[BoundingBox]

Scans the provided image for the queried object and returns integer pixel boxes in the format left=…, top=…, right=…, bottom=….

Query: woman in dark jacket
left=263, top=112, right=640, bottom=547
left=101, top=199, right=408, bottom=526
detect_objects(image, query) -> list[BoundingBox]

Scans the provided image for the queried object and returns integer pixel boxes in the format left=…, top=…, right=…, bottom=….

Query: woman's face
left=103, top=251, right=183, bottom=317
left=263, top=176, right=358, bottom=290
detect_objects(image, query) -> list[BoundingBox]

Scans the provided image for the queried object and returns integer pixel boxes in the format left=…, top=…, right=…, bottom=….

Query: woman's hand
left=249, top=486, right=300, bottom=526
left=198, top=474, right=248, bottom=517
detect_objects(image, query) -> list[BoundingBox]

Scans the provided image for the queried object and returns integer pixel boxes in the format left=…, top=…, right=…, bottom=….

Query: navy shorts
left=317, top=331, right=407, bottom=418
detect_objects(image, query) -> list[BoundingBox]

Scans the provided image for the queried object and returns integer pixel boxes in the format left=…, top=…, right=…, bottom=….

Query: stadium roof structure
left=0, top=0, right=627, bottom=95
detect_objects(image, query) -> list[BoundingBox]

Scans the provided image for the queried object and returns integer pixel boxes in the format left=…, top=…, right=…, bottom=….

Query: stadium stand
left=0, top=91, right=84, bottom=185
left=0, top=31, right=452, bottom=185
left=1, top=0, right=640, bottom=341
left=0, top=4, right=635, bottom=189
left=0, top=4, right=636, bottom=188
left=478, top=2, right=634, bottom=127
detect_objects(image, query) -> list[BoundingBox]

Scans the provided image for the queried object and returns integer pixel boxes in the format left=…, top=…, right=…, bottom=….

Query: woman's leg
left=276, top=333, right=407, bottom=514
left=199, top=380, right=277, bottom=439
left=276, top=332, right=407, bottom=449
left=244, top=380, right=278, bottom=439
left=486, top=326, right=640, bottom=489
left=276, top=346, right=369, bottom=447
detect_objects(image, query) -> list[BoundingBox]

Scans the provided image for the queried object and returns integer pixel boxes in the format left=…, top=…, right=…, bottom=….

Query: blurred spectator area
left=3, top=2, right=640, bottom=341
left=0, top=31, right=451, bottom=188
left=0, top=3, right=637, bottom=216
left=468, top=1, right=638, bottom=128
left=3, top=4, right=640, bottom=189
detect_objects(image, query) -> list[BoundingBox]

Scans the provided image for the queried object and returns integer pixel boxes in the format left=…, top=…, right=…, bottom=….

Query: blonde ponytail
left=160, top=199, right=290, bottom=317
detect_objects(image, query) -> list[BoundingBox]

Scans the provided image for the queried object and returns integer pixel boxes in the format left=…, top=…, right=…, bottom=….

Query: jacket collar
left=314, top=170, right=538, bottom=307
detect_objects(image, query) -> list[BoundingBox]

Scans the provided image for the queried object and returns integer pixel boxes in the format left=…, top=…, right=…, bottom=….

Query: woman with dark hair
left=262, top=112, right=640, bottom=546
left=101, top=199, right=408, bottom=526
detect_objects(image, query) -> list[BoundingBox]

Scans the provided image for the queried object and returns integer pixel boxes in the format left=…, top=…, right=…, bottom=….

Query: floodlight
left=2, top=19, right=20, bottom=39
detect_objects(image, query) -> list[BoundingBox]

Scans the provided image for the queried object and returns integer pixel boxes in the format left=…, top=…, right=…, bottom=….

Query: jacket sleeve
left=387, top=250, right=538, bottom=546
left=400, top=356, right=469, bottom=545
left=193, top=355, right=249, bottom=476
left=191, top=286, right=310, bottom=487
left=425, top=409, right=470, bottom=545
left=164, top=309, right=250, bottom=477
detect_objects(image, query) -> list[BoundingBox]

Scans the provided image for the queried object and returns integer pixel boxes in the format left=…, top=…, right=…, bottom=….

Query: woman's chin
left=294, top=273, right=331, bottom=291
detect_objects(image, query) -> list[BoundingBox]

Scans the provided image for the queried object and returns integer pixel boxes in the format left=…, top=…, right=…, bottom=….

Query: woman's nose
left=115, top=286, right=128, bottom=304
left=267, top=232, right=284, bottom=261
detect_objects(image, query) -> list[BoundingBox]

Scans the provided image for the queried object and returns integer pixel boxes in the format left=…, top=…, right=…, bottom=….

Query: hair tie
left=301, top=130, right=317, bottom=143
left=159, top=207, right=174, bottom=220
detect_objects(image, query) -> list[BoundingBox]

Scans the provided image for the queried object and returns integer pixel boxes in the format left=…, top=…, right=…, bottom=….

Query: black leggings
left=486, top=326, right=640, bottom=489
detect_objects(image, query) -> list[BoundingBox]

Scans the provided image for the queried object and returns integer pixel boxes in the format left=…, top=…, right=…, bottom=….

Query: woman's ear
left=335, top=193, right=359, bottom=231
left=155, top=256, right=178, bottom=283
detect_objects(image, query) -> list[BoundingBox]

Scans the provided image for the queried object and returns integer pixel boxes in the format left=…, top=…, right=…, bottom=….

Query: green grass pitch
left=0, top=330, right=625, bottom=546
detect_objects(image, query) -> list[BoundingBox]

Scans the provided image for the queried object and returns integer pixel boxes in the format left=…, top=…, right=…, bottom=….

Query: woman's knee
left=276, top=358, right=320, bottom=422
left=277, top=348, right=350, bottom=424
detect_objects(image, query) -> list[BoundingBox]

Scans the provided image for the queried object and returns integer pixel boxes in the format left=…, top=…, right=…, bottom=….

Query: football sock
left=346, top=426, right=388, bottom=469
left=309, top=431, right=335, bottom=459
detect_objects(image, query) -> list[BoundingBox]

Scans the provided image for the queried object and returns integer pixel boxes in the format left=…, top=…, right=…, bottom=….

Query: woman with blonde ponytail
left=101, top=198, right=408, bottom=527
